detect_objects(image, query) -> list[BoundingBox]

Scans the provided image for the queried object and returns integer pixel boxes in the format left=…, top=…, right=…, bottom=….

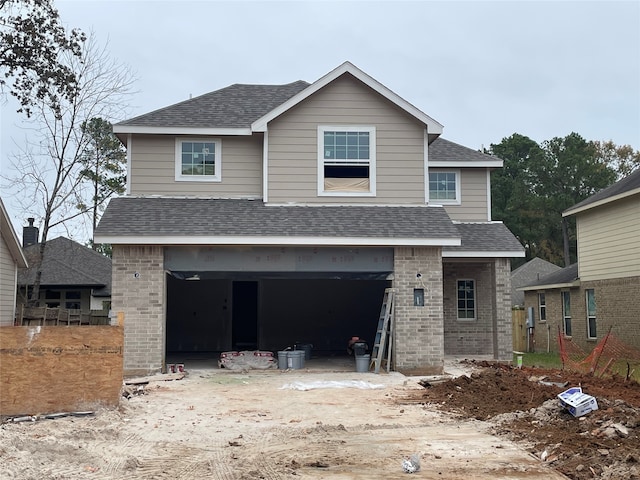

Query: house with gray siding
left=95, top=62, right=524, bottom=375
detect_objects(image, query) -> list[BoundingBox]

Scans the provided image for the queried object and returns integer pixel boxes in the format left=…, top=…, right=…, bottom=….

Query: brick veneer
left=393, top=247, right=444, bottom=374
left=442, top=258, right=512, bottom=360
left=526, top=275, right=640, bottom=353
left=112, top=245, right=165, bottom=375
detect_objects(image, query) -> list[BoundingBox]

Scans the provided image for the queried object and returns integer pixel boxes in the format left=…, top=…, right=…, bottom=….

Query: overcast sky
left=1, top=0, right=639, bottom=240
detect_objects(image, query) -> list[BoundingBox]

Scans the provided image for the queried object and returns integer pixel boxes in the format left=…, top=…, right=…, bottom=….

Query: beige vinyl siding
left=0, top=234, right=17, bottom=325
left=129, top=134, right=263, bottom=197
left=437, top=168, right=489, bottom=221
left=576, top=195, right=640, bottom=281
left=267, top=74, right=426, bottom=204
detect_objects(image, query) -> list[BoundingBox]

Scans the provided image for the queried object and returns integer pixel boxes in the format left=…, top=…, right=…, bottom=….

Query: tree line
left=490, top=133, right=639, bottom=268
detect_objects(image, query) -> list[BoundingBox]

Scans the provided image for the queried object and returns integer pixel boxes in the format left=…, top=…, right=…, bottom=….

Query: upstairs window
left=429, top=171, right=460, bottom=204
left=175, top=138, right=221, bottom=182
left=318, top=126, right=376, bottom=196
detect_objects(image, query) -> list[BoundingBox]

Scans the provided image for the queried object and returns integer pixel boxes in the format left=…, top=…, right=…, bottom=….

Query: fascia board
left=442, top=250, right=526, bottom=258
left=563, top=189, right=640, bottom=217
left=0, top=200, right=28, bottom=267
left=429, top=160, right=503, bottom=168
left=93, top=235, right=461, bottom=247
left=519, top=281, right=580, bottom=291
left=251, top=61, right=444, bottom=134
left=112, top=126, right=252, bottom=136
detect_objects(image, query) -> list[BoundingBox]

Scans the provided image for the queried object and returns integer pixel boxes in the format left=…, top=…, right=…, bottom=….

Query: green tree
left=490, top=134, right=547, bottom=266
left=0, top=0, right=85, bottom=117
left=491, top=133, right=618, bottom=268
left=78, top=117, right=126, bottom=243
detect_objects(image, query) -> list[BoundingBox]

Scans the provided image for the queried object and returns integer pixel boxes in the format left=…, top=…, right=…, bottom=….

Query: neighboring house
left=17, top=222, right=112, bottom=313
left=510, top=257, right=562, bottom=308
left=95, top=61, right=524, bottom=376
left=0, top=198, right=28, bottom=325
left=520, top=168, right=640, bottom=353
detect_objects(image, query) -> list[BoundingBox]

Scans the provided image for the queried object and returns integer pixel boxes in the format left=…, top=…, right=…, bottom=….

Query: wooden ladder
left=370, top=288, right=395, bottom=373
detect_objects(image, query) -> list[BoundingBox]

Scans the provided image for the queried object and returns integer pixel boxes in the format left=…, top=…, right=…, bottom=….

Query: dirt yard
left=1, top=358, right=638, bottom=479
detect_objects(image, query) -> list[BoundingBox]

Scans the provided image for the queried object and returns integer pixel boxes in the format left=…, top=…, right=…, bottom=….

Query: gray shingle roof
left=565, top=167, right=640, bottom=214
left=429, top=137, right=500, bottom=163
left=18, top=237, right=112, bottom=294
left=510, top=257, right=562, bottom=306
left=443, top=222, right=525, bottom=254
left=116, top=81, right=310, bottom=129
left=520, top=263, right=579, bottom=289
left=95, top=197, right=459, bottom=242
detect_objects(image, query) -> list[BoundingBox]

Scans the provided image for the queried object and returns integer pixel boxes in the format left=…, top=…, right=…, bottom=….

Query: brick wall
left=526, top=275, right=640, bottom=353
left=442, top=259, right=512, bottom=360
left=393, top=246, right=444, bottom=374
left=112, top=245, right=165, bottom=375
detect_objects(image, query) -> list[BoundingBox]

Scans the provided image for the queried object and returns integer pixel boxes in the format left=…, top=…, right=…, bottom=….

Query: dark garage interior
left=166, top=273, right=390, bottom=359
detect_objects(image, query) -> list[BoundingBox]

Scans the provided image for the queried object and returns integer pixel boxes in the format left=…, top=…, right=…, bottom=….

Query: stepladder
left=370, top=288, right=395, bottom=373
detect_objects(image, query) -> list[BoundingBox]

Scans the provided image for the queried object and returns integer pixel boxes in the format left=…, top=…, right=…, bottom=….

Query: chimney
left=23, top=217, right=39, bottom=247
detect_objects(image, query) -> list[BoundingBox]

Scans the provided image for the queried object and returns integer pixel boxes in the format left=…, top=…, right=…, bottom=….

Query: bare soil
left=403, top=360, right=640, bottom=480
left=1, top=358, right=637, bottom=479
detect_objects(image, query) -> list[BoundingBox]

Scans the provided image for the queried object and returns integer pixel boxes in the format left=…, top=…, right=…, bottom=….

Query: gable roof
left=429, top=138, right=503, bottom=167
left=563, top=167, right=640, bottom=216
left=94, top=197, right=460, bottom=247
left=510, top=257, right=562, bottom=305
left=113, top=62, right=444, bottom=141
left=251, top=62, right=443, bottom=140
left=18, top=237, right=111, bottom=294
left=519, top=263, right=579, bottom=291
left=0, top=197, right=27, bottom=268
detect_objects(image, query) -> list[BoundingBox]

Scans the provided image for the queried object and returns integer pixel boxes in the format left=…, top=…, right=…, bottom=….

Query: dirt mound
left=402, top=361, right=640, bottom=479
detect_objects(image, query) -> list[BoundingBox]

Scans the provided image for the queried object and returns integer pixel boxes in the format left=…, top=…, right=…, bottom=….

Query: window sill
left=318, top=191, right=376, bottom=197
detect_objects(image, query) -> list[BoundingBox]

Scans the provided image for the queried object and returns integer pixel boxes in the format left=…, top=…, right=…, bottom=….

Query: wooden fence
left=512, top=308, right=527, bottom=352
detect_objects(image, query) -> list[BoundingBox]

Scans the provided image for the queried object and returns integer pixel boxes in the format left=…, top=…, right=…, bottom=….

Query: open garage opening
left=166, top=274, right=391, bottom=363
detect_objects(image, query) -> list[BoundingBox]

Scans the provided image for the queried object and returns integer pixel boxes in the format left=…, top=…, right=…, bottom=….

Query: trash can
left=353, top=341, right=368, bottom=356
left=294, top=343, right=312, bottom=360
left=355, top=354, right=370, bottom=373
left=277, top=351, right=289, bottom=369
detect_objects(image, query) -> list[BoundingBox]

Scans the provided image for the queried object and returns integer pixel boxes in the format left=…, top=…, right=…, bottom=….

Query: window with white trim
left=562, top=291, right=571, bottom=336
left=457, top=279, right=476, bottom=320
left=586, top=289, right=596, bottom=339
left=538, top=293, right=547, bottom=322
left=318, top=126, right=375, bottom=196
left=175, top=138, right=221, bottom=182
left=429, top=170, right=460, bottom=204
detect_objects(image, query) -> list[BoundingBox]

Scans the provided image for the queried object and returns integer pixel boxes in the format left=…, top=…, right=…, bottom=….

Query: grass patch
left=512, top=352, right=640, bottom=381
left=513, top=352, right=562, bottom=369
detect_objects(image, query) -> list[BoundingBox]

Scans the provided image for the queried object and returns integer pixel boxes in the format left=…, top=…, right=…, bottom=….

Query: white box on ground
left=557, top=387, right=599, bottom=417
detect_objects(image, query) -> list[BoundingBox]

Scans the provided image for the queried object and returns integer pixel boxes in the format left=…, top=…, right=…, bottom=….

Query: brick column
left=111, top=245, right=165, bottom=375
left=393, top=247, right=444, bottom=374
left=493, top=257, right=513, bottom=361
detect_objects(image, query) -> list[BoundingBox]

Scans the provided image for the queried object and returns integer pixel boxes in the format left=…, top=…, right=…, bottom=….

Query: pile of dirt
left=402, top=361, right=640, bottom=479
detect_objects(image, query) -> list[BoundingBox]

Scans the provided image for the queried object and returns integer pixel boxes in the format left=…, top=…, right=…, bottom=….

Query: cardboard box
left=557, top=387, right=599, bottom=417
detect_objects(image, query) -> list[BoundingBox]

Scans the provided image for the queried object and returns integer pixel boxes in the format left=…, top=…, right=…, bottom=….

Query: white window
left=429, top=170, right=460, bottom=204
left=457, top=279, right=476, bottom=320
left=175, top=138, right=221, bottom=182
left=318, top=126, right=376, bottom=196
left=562, top=291, right=571, bottom=336
left=586, top=289, right=596, bottom=339
left=538, top=293, right=547, bottom=322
